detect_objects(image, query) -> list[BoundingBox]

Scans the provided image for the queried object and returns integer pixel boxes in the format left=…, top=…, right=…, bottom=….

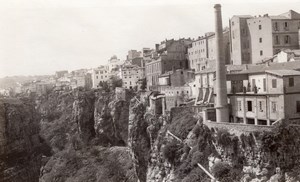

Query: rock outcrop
left=0, top=98, right=46, bottom=182
left=94, top=90, right=130, bottom=146
left=128, top=99, right=151, bottom=182
left=3, top=87, right=300, bottom=182
left=38, top=88, right=136, bottom=181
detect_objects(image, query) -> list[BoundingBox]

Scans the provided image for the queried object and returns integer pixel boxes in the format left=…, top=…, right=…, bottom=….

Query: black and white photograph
left=1, top=0, right=300, bottom=181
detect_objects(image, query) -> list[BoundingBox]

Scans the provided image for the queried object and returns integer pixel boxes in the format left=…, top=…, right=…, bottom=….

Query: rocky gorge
left=1, top=87, right=300, bottom=182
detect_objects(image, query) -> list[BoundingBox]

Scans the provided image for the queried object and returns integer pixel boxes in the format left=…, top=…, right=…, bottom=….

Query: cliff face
left=73, top=90, right=96, bottom=143
left=128, top=100, right=151, bottom=182
left=0, top=98, right=45, bottom=182
left=38, top=88, right=137, bottom=181
left=3, top=87, right=300, bottom=182
left=142, top=106, right=300, bottom=182
left=94, top=91, right=130, bottom=146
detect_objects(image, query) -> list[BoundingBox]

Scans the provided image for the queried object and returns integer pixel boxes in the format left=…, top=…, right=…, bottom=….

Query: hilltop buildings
left=6, top=6, right=300, bottom=127
left=121, top=64, right=145, bottom=89
left=188, top=29, right=231, bottom=72
left=230, top=10, right=300, bottom=65
left=91, top=66, right=112, bottom=88
left=145, top=38, right=192, bottom=90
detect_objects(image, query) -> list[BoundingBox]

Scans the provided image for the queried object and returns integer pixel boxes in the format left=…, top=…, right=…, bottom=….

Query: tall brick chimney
left=214, top=4, right=229, bottom=123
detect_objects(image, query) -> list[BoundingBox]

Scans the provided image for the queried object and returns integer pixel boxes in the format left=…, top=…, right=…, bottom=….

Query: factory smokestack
left=214, top=4, right=229, bottom=123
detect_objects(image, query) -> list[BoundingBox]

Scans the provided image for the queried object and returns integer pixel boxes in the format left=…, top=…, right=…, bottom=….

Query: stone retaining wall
left=204, top=121, right=273, bottom=135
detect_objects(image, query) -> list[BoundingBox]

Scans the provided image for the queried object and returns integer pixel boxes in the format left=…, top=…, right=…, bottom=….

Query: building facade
left=230, top=10, right=300, bottom=65
left=91, top=67, right=112, bottom=88
left=229, top=69, right=300, bottom=125
left=158, top=69, right=194, bottom=87
left=188, top=30, right=230, bottom=72
left=230, top=15, right=253, bottom=65
left=146, top=39, right=191, bottom=90
left=187, top=36, right=209, bottom=71
left=55, top=70, right=68, bottom=78
left=127, top=50, right=142, bottom=60
left=121, top=64, right=145, bottom=89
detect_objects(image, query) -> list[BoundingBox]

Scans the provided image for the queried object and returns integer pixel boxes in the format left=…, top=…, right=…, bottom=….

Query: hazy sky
left=1, top=0, right=300, bottom=77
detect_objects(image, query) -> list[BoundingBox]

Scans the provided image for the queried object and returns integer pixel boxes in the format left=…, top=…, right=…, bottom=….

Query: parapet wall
left=204, top=121, right=273, bottom=135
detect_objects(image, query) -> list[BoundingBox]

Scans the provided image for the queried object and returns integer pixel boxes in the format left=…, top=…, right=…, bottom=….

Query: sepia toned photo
left=1, top=0, right=300, bottom=181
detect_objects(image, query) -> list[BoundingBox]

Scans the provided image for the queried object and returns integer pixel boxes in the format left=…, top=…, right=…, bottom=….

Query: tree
left=98, top=81, right=110, bottom=92
left=211, top=161, right=231, bottom=180
left=140, top=78, right=147, bottom=91
left=109, top=75, right=122, bottom=90
left=162, top=140, right=183, bottom=165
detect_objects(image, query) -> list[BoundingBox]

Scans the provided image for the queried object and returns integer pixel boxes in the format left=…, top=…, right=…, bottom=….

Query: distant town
left=2, top=8, right=300, bottom=127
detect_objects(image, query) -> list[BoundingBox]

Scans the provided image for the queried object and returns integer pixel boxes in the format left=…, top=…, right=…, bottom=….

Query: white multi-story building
left=121, top=64, right=145, bottom=89
left=92, top=66, right=112, bottom=88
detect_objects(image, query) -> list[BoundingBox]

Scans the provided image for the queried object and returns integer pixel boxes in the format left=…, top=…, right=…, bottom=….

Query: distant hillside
left=0, top=75, right=52, bottom=89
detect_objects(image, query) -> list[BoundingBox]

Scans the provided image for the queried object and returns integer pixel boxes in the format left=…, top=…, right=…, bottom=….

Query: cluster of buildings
left=4, top=5, right=300, bottom=126
left=142, top=7, right=300, bottom=126
left=10, top=69, right=93, bottom=96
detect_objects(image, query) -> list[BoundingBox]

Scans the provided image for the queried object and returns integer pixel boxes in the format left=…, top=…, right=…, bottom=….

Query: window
left=259, top=38, right=262, bottom=43
left=260, top=50, right=263, bottom=56
left=271, top=102, right=277, bottom=113
left=289, top=77, right=294, bottom=87
left=263, top=78, right=266, bottom=91
left=275, top=35, right=280, bottom=45
left=232, top=31, right=235, bottom=39
left=259, top=25, right=262, bottom=30
left=272, top=79, right=277, bottom=88
left=238, top=101, right=242, bottom=111
left=284, top=22, right=289, bottom=30
left=96, top=76, right=98, bottom=79
left=297, top=101, right=300, bottom=113
left=285, top=35, right=290, bottom=44
left=242, top=28, right=245, bottom=35
left=247, top=101, right=253, bottom=112
left=259, top=101, right=263, bottom=112
left=232, top=21, right=234, bottom=26
left=274, top=22, right=278, bottom=31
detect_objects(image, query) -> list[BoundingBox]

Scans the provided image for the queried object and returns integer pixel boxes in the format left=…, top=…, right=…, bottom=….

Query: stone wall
left=204, top=120, right=273, bottom=135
